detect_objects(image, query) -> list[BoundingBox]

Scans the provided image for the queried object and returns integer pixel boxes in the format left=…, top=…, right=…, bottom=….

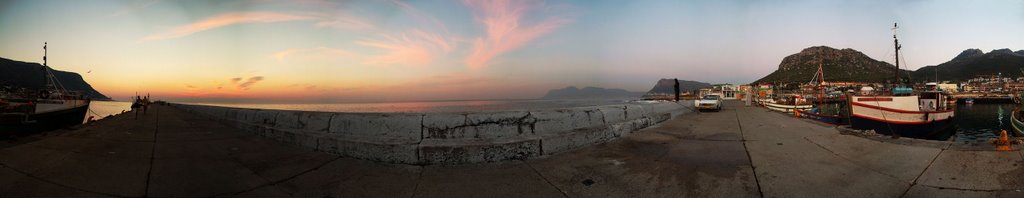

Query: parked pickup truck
left=695, top=94, right=723, bottom=111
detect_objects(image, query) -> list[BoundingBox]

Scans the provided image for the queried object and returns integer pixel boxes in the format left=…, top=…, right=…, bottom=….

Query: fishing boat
left=848, top=23, right=955, bottom=138
left=0, top=43, right=91, bottom=137
left=765, top=95, right=813, bottom=113
left=797, top=63, right=850, bottom=125
left=798, top=107, right=849, bottom=125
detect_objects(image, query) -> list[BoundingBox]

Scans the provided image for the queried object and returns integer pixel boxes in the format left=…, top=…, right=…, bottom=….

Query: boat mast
left=41, top=42, right=68, bottom=97
left=43, top=42, right=48, bottom=91
left=893, top=23, right=902, bottom=85
left=818, top=63, right=825, bottom=105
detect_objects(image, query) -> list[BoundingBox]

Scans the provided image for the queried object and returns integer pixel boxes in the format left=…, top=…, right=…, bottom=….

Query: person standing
left=673, top=78, right=681, bottom=102
left=131, top=96, right=142, bottom=119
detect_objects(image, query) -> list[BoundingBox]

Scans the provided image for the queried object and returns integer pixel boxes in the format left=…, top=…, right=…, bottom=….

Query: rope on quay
left=86, top=108, right=102, bottom=123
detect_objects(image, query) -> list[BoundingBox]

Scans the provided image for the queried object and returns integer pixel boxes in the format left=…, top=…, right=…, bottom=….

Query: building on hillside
left=1005, top=82, right=1024, bottom=92
left=937, top=83, right=958, bottom=93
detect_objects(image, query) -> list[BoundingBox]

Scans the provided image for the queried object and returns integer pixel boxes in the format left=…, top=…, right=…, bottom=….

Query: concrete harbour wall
left=172, top=102, right=691, bottom=164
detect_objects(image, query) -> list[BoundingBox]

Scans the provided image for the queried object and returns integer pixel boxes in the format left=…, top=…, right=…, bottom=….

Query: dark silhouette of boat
left=1, top=43, right=91, bottom=137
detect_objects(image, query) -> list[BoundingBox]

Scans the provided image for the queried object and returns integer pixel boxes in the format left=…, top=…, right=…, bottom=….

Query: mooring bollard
left=995, top=130, right=1012, bottom=151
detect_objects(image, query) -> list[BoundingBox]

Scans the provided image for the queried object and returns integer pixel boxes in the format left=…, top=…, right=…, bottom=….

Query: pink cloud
left=141, top=12, right=314, bottom=41
left=464, top=0, right=573, bottom=69
left=313, top=17, right=376, bottom=30
left=356, top=29, right=454, bottom=66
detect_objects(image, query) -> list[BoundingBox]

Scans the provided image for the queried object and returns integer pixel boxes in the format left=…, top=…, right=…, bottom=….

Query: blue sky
left=0, top=0, right=1022, bottom=102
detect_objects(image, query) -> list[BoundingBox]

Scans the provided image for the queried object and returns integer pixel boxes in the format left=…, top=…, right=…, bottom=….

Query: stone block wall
left=173, top=101, right=691, bottom=164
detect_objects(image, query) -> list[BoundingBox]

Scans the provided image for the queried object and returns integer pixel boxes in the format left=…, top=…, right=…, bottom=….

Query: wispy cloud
left=235, top=76, right=265, bottom=90
left=140, top=12, right=314, bottom=41
left=464, top=0, right=574, bottom=69
left=109, top=0, right=160, bottom=17
left=356, top=29, right=455, bottom=66
left=272, top=47, right=357, bottom=61
left=391, top=0, right=449, bottom=34
left=313, top=16, right=376, bottom=30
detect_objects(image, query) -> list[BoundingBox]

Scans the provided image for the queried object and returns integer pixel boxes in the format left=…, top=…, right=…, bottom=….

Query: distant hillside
left=0, top=57, right=109, bottom=100
left=541, top=86, right=644, bottom=99
left=644, top=78, right=712, bottom=95
left=754, top=46, right=912, bottom=84
left=912, top=48, right=1024, bottom=82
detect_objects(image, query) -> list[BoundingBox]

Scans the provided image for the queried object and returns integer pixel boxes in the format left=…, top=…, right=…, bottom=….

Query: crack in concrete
left=208, top=155, right=345, bottom=197
left=734, top=105, right=765, bottom=198
left=524, top=161, right=570, bottom=198
left=408, top=165, right=426, bottom=198
left=803, top=135, right=909, bottom=183
left=143, top=107, right=160, bottom=197
left=899, top=148, right=946, bottom=198
left=0, top=108, right=164, bottom=198
left=0, top=163, right=129, bottom=197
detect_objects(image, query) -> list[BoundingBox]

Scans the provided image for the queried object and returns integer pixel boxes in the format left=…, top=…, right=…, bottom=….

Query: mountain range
left=911, top=48, right=1024, bottom=82
left=541, top=79, right=713, bottom=99
left=0, top=57, right=109, bottom=100
left=753, top=46, right=1024, bottom=84
left=644, top=78, right=713, bottom=95
left=754, top=46, right=912, bottom=84
left=541, top=86, right=644, bottom=99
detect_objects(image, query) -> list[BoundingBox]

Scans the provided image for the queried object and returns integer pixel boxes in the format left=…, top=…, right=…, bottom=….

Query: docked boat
left=1012, top=108, right=1024, bottom=137
left=765, top=95, right=813, bottom=113
left=798, top=108, right=849, bottom=125
left=848, top=23, right=955, bottom=138
left=796, top=63, right=849, bottom=125
left=1, top=43, right=91, bottom=136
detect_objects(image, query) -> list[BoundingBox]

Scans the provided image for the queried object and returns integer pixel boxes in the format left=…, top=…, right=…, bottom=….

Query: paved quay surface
left=2, top=101, right=1024, bottom=197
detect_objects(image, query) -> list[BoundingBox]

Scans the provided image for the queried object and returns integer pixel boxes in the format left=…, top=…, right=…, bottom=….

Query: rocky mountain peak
left=990, top=48, right=1015, bottom=55
left=755, top=46, right=909, bottom=84
left=950, top=49, right=984, bottom=62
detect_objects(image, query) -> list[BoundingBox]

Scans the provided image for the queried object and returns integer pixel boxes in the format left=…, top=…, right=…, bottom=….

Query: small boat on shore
left=1, top=43, right=91, bottom=137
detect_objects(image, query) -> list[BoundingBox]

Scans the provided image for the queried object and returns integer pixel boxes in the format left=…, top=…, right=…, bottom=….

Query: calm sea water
left=951, top=103, right=1014, bottom=143
left=84, top=101, right=133, bottom=123
left=191, top=99, right=641, bottom=113
left=812, top=102, right=1011, bottom=142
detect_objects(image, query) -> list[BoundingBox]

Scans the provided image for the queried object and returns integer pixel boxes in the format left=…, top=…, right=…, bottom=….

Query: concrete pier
left=2, top=101, right=1023, bottom=197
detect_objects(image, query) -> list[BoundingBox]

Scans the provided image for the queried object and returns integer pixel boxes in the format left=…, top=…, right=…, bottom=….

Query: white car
left=695, top=95, right=723, bottom=111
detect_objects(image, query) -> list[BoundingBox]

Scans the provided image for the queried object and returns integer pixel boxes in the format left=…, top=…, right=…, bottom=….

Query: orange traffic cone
left=794, top=109, right=801, bottom=118
left=996, top=130, right=1012, bottom=151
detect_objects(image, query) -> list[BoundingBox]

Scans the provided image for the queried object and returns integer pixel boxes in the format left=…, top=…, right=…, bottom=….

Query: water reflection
left=83, top=101, right=133, bottom=123
left=194, top=99, right=639, bottom=113
left=951, top=103, right=1013, bottom=143
left=813, top=102, right=1015, bottom=142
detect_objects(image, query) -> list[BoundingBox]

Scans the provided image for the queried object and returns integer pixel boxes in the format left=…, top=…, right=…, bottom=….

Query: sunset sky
left=1, top=0, right=1022, bottom=103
